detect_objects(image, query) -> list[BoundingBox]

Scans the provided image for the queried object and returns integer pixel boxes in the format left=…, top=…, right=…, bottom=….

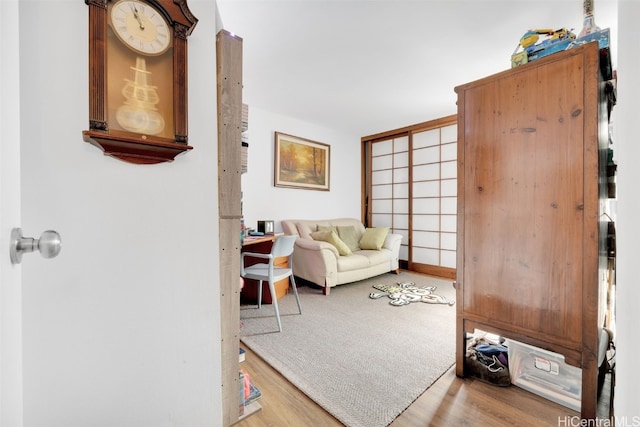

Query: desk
left=241, top=234, right=289, bottom=304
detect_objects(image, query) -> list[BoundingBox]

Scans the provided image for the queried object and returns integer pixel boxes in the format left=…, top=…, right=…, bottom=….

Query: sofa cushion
left=310, top=230, right=352, bottom=256
left=336, top=253, right=370, bottom=272
left=296, top=222, right=314, bottom=239
left=337, top=225, right=361, bottom=252
left=359, top=227, right=390, bottom=250
left=358, top=248, right=391, bottom=265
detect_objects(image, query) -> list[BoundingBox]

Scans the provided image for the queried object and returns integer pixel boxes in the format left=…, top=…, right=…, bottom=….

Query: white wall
left=241, top=106, right=362, bottom=231
left=19, top=1, right=221, bottom=426
left=612, top=0, right=640, bottom=421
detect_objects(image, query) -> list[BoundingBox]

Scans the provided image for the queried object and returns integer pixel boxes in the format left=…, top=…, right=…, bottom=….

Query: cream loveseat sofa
left=281, top=218, right=402, bottom=295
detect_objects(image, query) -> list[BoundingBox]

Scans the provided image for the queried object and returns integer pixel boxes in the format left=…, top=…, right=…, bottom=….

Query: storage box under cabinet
left=508, top=340, right=582, bottom=411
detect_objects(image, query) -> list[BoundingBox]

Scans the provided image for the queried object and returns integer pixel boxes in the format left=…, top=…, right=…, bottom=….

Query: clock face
left=110, top=0, right=172, bottom=56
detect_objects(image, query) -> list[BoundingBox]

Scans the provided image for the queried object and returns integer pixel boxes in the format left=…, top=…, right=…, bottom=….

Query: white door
left=1, top=1, right=24, bottom=426
left=2, top=2, right=221, bottom=426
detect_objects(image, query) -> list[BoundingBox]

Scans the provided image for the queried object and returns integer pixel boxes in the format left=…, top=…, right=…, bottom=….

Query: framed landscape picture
left=274, top=132, right=330, bottom=191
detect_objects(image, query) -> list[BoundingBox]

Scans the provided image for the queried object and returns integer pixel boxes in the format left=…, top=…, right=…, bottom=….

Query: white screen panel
left=413, top=214, right=439, bottom=231
left=394, top=151, right=409, bottom=168
left=394, top=136, right=409, bottom=152
left=393, top=214, right=409, bottom=229
left=372, top=154, right=392, bottom=170
left=394, top=183, right=408, bottom=198
left=413, top=129, right=439, bottom=148
left=372, top=169, right=393, bottom=185
left=413, top=146, right=439, bottom=165
left=441, top=178, right=457, bottom=197
left=394, top=199, right=409, bottom=214
left=413, top=247, right=439, bottom=264
left=441, top=124, right=457, bottom=144
left=441, top=142, right=457, bottom=161
left=413, top=163, right=439, bottom=181
left=372, top=184, right=393, bottom=199
left=372, top=199, right=392, bottom=213
left=441, top=232, right=456, bottom=250
left=441, top=214, right=457, bottom=232
left=441, top=250, right=456, bottom=268
left=413, top=180, right=439, bottom=198
left=441, top=160, right=457, bottom=179
left=412, top=230, right=439, bottom=248
left=441, top=197, right=457, bottom=214
left=394, top=167, right=409, bottom=183
left=372, top=139, right=392, bottom=156
left=413, top=197, right=439, bottom=214
left=372, top=213, right=392, bottom=227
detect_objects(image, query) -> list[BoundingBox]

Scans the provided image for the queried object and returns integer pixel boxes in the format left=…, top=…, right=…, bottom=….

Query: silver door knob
left=10, top=228, right=62, bottom=264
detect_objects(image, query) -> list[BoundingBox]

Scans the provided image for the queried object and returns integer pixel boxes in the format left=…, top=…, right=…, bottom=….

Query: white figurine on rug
left=369, top=281, right=454, bottom=306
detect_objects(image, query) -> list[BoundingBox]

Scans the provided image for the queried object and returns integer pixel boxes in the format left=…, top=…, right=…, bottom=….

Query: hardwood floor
left=235, top=344, right=606, bottom=427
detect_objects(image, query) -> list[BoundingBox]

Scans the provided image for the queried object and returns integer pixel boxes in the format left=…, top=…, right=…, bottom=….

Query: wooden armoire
left=454, top=41, right=613, bottom=419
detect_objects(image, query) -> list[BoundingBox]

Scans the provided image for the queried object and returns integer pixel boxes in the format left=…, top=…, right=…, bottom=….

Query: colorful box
left=511, top=28, right=610, bottom=69
left=574, top=28, right=610, bottom=50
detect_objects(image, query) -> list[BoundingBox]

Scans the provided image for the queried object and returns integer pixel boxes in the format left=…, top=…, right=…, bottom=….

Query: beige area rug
left=240, top=272, right=456, bottom=427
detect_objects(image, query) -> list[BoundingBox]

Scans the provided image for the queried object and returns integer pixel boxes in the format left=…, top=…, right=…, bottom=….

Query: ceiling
left=216, top=0, right=618, bottom=137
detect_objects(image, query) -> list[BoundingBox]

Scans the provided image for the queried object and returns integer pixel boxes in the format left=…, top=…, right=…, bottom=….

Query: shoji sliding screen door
left=411, top=120, right=457, bottom=278
left=366, top=134, right=410, bottom=261
left=362, top=115, right=457, bottom=279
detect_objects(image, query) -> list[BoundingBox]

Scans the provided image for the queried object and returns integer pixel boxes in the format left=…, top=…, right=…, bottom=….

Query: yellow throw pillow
left=337, top=225, right=361, bottom=252
left=310, top=230, right=352, bottom=256
left=359, top=227, right=389, bottom=250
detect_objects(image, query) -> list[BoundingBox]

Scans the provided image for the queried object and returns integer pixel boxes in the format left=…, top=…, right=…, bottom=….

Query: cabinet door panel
left=462, top=53, right=585, bottom=343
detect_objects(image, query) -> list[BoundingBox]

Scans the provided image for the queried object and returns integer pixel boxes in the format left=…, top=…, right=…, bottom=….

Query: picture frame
left=274, top=132, right=330, bottom=191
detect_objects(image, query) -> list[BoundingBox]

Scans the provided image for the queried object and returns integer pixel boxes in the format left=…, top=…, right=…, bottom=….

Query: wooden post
left=217, top=29, right=243, bottom=427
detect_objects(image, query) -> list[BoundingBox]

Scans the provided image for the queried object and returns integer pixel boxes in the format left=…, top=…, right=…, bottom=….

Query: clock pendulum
left=115, top=57, right=165, bottom=135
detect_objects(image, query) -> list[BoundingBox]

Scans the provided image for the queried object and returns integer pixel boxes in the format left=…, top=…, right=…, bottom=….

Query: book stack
left=239, top=369, right=262, bottom=415
left=238, top=347, right=263, bottom=418
left=238, top=370, right=245, bottom=416
left=241, top=103, right=249, bottom=174
left=244, top=375, right=262, bottom=406
left=241, top=103, right=249, bottom=131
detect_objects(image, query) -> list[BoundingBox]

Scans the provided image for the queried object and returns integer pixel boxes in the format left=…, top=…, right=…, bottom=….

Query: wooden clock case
left=83, top=0, right=197, bottom=164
